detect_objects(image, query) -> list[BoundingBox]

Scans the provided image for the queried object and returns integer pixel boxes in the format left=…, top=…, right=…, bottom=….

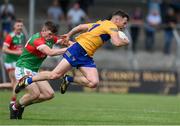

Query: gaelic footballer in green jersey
left=11, top=21, right=67, bottom=119
left=1, top=19, right=25, bottom=119
left=16, top=32, right=58, bottom=72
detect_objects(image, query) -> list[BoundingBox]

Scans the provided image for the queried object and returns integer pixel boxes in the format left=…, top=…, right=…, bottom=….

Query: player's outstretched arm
left=110, top=32, right=129, bottom=47
left=37, top=45, right=67, bottom=56
left=67, top=24, right=89, bottom=37
left=60, top=24, right=89, bottom=44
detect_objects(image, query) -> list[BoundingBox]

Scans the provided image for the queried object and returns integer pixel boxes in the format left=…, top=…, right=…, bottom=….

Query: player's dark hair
left=44, top=21, right=58, bottom=34
left=109, top=10, right=129, bottom=21
left=15, top=18, right=23, bottom=23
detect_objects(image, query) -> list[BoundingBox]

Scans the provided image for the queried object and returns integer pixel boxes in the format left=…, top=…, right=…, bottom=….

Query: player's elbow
left=78, top=24, right=84, bottom=29
left=2, top=47, right=7, bottom=53
left=46, top=51, right=55, bottom=56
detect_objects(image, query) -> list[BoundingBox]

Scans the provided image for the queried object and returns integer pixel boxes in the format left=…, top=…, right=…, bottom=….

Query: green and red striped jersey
left=3, top=32, right=25, bottom=63
left=16, top=32, right=58, bottom=72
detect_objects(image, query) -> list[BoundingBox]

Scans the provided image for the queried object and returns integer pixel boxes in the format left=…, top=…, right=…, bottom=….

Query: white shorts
left=4, top=62, right=16, bottom=71
left=15, top=67, right=37, bottom=81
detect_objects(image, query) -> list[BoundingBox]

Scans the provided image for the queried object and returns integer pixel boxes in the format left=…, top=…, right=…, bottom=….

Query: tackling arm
left=37, top=45, right=67, bottom=56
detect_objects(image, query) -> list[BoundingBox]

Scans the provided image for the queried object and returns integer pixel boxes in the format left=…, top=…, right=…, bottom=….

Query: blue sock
left=27, top=77, right=33, bottom=84
left=67, top=76, right=73, bottom=82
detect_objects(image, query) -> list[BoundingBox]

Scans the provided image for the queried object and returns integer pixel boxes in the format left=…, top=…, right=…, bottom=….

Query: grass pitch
left=0, top=91, right=180, bottom=125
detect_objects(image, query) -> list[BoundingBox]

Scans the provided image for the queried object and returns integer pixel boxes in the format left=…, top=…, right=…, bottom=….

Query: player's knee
left=89, top=79, right=99, bottom=88
left=46, top=91, right=55, bottom=100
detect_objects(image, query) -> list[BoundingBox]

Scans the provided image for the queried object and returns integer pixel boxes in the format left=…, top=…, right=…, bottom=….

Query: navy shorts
left=63, top=42, right=96, bottom=68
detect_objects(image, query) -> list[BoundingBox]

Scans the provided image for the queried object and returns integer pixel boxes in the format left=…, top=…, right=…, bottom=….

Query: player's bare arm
left=37, top=45, right=67, bottom=56
left=110, top=31, right=129, bottom=47
left=68, top=24, right=89, bottom=36
left=61, top=24, right=89, bottom=44
left=2, top=45, right=22, bottom=55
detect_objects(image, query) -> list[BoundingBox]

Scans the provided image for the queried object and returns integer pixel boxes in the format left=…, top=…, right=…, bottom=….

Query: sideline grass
left=0, top=91, right=180, bottom=125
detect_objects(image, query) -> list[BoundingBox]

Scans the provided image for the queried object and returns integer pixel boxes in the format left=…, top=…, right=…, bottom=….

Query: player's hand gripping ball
left=118, top=31, right=128, bottom=40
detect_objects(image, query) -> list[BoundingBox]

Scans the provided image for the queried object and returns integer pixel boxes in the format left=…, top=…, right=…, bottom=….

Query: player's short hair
left=109, top=10, right=130, bottom=21
left=15, top=19, right=23, bottom=23
left=44, top=21, right=58, bottom=34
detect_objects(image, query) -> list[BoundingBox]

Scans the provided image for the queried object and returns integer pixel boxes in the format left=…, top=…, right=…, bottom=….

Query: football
left=118, top=31, right=128, bottom=39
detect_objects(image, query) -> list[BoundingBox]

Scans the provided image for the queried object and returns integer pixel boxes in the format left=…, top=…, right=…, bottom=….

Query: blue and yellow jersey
left=75, top=20, right=118, bottom=57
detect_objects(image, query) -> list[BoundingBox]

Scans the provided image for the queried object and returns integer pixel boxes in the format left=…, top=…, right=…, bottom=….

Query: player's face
left=41, top=26, right=54, bottom=40
left=14, top=22, right=23, bottom=33
left=114, top=16, right=128, bottom=29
